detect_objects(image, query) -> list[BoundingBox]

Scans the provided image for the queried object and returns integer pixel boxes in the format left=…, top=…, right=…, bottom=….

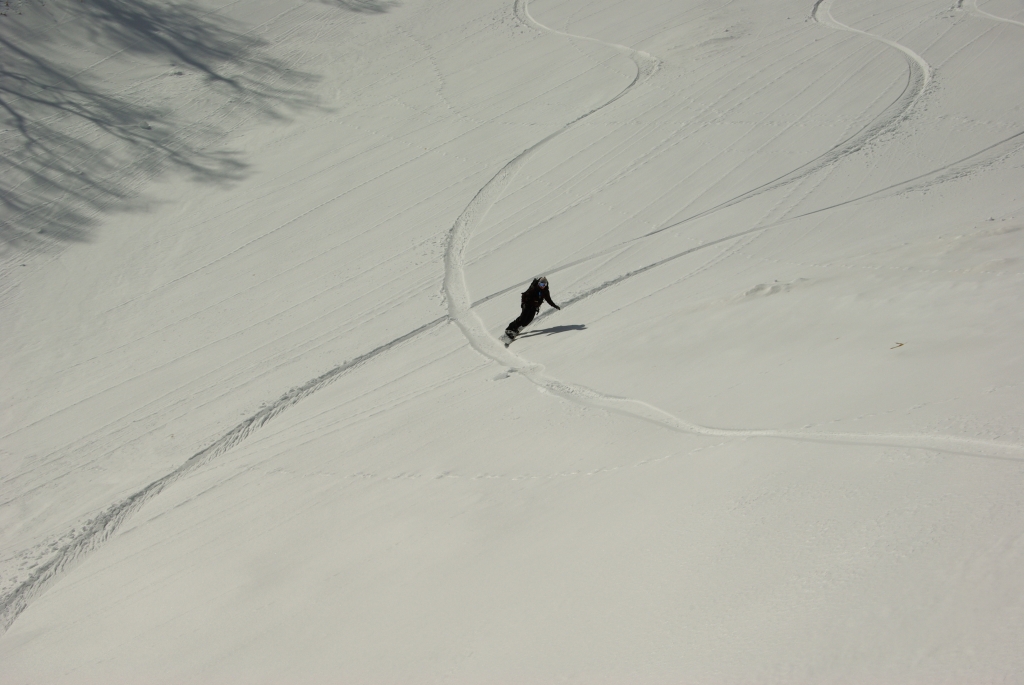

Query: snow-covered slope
left=2, top=0, right=1023, bottom=680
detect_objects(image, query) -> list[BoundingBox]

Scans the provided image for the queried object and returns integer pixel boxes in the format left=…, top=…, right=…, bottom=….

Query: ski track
left=4, top=0, right=1024, bottom=638
left=0, top=313, right=447, bottom=634
left=469, top=31, right=892, bottom=269
left=639, top=0, right=933, bottom=240
left=472, top=0, right=941, bottom=291
left=961, top=0, right=1024, bottom=28
left=442, top=0, right=1022, bottom=459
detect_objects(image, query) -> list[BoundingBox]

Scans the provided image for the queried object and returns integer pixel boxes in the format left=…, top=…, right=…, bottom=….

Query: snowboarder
left=505, top=276, right=560, bottom=343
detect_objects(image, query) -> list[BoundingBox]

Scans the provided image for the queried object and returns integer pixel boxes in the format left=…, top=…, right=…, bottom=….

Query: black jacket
left=521, top=279, right=559, bottom=311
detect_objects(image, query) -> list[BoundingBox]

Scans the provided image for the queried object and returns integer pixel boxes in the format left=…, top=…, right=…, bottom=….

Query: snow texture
left=2, top=0, right=1024, bottom=681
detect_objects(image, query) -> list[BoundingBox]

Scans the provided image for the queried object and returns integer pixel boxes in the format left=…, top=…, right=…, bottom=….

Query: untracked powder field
left=2, top=0, right=1023, bottom=681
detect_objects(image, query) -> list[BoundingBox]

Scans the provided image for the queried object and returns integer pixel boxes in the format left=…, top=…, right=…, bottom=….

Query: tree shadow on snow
left=519, top=324, right=588, bottom=339
left=327, top=0, right=399, bottom=12
left=0, top=0, right=326, bottom=253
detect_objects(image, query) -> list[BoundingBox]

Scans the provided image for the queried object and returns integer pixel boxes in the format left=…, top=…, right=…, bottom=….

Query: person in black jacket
left=505, top=276, right=560, bottom=341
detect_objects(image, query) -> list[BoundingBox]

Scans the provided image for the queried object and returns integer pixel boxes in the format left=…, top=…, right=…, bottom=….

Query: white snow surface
left=2, top=0, right=1024, bottom=680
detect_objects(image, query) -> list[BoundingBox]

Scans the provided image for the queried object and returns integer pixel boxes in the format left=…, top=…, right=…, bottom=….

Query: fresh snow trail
left=468, top=0, right=944, bottom=304
left=637, top=0, right=934, bottom=234
left=463, top=121, right=1024, bottom=314
left=442, top=1, right=1024, bottom=456
left=960, top=0, right=1024, bottom=28
left=813, top=0, right=931, bottom=94
left=442, top=0, right=656, bottom=374
left=0, top=316, right=446, bottom=634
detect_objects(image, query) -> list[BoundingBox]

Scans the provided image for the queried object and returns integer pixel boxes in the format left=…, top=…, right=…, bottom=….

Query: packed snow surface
left=2, top=0, right=1024, bottom=680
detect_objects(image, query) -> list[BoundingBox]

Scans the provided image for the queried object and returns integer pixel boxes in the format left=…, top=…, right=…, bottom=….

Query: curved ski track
left=445, top=0, right=1022, bottom=454
left=466, top=0, right=944, bottom=308
left=960, top=0, right=1024, bottom=29
left=3, top=0, right=1023, bottom=638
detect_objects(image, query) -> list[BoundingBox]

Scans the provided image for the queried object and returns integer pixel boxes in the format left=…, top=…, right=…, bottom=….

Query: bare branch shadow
left=0, top=0, right=324, bottom=254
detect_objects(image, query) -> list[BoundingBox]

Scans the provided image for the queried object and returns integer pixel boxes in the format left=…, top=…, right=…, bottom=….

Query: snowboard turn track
left=3, top=0, right=1023, bottom=637
left=444, top=0, right=1022, bottom=452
